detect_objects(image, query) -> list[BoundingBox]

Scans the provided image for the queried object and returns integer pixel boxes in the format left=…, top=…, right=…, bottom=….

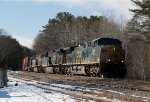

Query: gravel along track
left=9, top=71, right=150, bottom=102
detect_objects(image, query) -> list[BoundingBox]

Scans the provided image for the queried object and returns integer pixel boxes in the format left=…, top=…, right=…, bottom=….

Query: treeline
left=125, top=0, right=150, bottom=80
left=33, top=0, right=150, bottom=80
left=0, top=29, right=32, bottom=71
left=33, top=12, right=124, bottom=53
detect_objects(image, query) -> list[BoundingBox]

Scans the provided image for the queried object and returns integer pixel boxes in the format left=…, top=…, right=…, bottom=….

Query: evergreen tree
left=130, top=0, right=150, bottom=40
left=0, top=28, right=31, bottom=70
left=126, top=15, right=140, bottom=33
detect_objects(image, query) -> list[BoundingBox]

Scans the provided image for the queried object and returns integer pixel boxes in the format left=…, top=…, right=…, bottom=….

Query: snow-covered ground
left=2, top=71, right=150, bottom=102
left=0, top=76, right=125, bottom=102
left=0, top=77, right=76, bottom=102
left=2, top=75, right=149, bottom=102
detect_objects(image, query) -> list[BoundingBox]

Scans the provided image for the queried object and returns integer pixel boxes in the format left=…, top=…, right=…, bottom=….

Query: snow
left=1, top=71, right=149, bottom=102
left=0, top=78, right=76, bottom=102
left=131, top=95, right=150, bottom=101
left=0, top=76, right=128, bottom=102
left=2, top=75, right=147, bottom=102
left=106, top=90, right=125, bottom=95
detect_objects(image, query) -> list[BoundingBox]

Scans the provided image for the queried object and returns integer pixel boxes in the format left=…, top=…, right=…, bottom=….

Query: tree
left=124, top=0, right=150, bottom=80
left=126, top=15, right=140, bottom=33
left=131, top=0, right=150, bottom=17
left=130, top=0, right=150, bottom=40
left=33, top=12, right=123, bottom=53
left=0, top=29, right=23, bottom=70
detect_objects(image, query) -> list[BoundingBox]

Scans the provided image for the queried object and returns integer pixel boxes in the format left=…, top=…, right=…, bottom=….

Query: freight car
left=22, top=38, right=126, bottom=78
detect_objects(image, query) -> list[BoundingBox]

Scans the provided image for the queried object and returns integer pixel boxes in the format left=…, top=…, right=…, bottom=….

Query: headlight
left=122, top=60, right=124, bottom=62
left=108, top=59, right=111, bottom=61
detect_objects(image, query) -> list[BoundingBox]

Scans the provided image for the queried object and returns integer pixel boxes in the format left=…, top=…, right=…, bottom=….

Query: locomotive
left=22, top=38, right=126, bottom=78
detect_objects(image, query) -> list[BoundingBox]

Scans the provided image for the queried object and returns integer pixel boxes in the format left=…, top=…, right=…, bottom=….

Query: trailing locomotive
left=22, top=38, right=126, bottom=78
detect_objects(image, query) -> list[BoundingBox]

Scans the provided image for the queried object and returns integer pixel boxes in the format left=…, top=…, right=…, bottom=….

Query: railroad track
left=11, top=71, right=150, bottom=92
left=9, top=71, right=150, bottom=102
left=9, top=76, right=146, bottom=102
left=8, top=77, right=122, bottom=102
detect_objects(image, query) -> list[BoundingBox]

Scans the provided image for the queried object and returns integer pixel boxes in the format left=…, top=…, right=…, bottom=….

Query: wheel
left=53, top=67, right=59, bottom=74
left=89, top=66, right=99, bottom=77
left=63, top=67, right=69, bottom=75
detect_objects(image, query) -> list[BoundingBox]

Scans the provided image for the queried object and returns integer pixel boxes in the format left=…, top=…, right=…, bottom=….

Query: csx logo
left=92, top=49, right=95, bottom=54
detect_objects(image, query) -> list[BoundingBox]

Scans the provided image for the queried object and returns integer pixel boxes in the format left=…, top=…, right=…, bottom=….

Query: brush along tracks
left=9, top=71, right=150, bottom=102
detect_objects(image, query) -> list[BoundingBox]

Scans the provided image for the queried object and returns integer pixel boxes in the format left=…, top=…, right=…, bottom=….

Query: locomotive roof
left=54, top=46, right=77, bottom=53
left=81, top=38, right=122, bottom=47
left=95, top=38, right=122, bottom=47
left=55, top=48, right=63, bottom=53
left=63, top=46, right=76, bottom=51
left=92, top=38, right=121, bottom=42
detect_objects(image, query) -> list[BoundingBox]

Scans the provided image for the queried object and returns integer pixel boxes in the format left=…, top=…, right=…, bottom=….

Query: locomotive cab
left=95, top=38, right=126, bottom=78
left=86, top=38, right=126, bottom=78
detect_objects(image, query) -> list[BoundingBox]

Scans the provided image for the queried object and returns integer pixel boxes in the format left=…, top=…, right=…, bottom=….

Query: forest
left=0, top=0, right=149, bottom=80
left=33, top=0, right=150, bottom=80
left=0, top=29, right=31, bottom=71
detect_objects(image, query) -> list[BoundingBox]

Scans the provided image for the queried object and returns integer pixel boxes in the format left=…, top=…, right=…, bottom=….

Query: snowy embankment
left=0, top=77, right=75, bottom=102
left=0, top=76, right=124, bottom=102
left=3, top=71, right=150, bottom=102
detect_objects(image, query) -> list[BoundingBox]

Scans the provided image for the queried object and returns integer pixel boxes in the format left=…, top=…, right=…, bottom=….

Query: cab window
left=88, top=42, right=91, bottom=47
left=83, top=44, right=86, bottom=48
left=93, top=40, right=98, bottom=47
left=45, top=52, right=48, bottom=57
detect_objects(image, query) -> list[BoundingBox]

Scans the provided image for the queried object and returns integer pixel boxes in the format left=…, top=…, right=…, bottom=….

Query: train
left=22, top=38, right=127, bottom=78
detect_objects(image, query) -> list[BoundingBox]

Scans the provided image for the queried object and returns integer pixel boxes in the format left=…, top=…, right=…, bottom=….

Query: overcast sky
left=0, top=0, right=135, bottom=48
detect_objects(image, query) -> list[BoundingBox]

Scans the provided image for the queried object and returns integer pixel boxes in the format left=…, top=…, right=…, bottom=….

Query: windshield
left=98, top=38, right=122, bottom=47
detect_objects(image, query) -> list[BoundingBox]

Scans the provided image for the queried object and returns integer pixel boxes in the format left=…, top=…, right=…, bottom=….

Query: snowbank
left=0, top=78, right=75, bottom=102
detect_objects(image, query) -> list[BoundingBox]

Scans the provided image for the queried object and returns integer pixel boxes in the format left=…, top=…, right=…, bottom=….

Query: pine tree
left=130, top=0, right=150, bottom=40
left=126, top=15, right=139, bottom=33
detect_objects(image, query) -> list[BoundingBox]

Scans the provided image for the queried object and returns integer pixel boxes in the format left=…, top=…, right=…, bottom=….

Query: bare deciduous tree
left=33, top=12, right=123, bottom=54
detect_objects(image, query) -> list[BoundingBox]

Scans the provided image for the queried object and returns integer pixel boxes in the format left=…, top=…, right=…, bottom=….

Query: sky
left=0, top=0, right=135, bottom=48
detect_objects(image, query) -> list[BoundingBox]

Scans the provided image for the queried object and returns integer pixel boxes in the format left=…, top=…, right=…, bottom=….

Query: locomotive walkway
left=9, top=71, right=150, bottom=102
